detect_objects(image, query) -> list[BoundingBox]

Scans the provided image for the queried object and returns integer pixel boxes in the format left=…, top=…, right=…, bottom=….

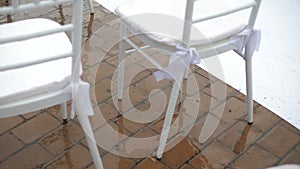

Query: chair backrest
left=0, top=0, right=84, bottom=116
left=0, top=0, right=83, bottom=81
left=182, top=0, right=262, bottom=44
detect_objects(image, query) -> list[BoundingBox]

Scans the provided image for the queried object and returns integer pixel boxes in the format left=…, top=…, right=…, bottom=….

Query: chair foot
left=156, top=157, right=162, bottom=161
left=248, top=122, right=253, bottom=125
left=90, top=12, right=94, bottom=15
left=62, top=119, right=68, bottom=124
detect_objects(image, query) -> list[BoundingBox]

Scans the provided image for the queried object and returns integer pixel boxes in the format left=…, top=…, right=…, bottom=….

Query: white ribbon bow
left=230, top=28, right=261, bottom=60
left=70, top=80, right=94, bottom=119
left=154, top=45, right=200, bottom=82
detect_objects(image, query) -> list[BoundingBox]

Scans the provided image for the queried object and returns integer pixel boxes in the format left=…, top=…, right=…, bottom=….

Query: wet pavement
left=0, top=1, right=300, bottom=169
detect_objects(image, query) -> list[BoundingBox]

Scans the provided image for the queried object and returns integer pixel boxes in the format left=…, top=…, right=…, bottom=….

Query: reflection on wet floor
left=233, top=124, right=251, bottom=154
left=196, top=154, right=214, bottom=169
left=87, top=14, right=95, bottom=38
left=58, top=4, right=65, bottom=25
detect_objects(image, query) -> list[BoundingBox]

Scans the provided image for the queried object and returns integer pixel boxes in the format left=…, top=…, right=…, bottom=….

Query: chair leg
left=77, top=112, right=104, bottom=169
left=156, top=73, right=184, bottom=159
left=87, top=0, right=94, bottom=14
left=245, top=59, right=253, bottom=124
left=118, top=21, right=126, bottom=100
left=60, top=103, right=68, bottom=124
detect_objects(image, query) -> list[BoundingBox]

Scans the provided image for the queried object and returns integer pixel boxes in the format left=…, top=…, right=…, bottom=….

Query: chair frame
left=117, top=0, right=261, bottom=159
left=0, top=0, right=103, bottom=168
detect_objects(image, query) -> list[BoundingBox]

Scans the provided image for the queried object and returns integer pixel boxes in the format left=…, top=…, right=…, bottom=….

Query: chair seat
left=0, top=18, right=72, bottom=104
left=116, top=0, right=249, bottom=46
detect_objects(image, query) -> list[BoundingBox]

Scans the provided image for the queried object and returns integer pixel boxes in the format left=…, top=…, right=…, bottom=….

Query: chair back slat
left=0, top=24, right=74, bottom=44
left=182, top=0, right=261, bottom=46
left=0, top=51, right=72, bottom=71
left=0, top=0, right=83, bottom=79
left=192, top=1, right=257, bottom=24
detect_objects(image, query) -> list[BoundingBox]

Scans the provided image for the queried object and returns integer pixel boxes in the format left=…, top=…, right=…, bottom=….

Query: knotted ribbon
left=230, top=28, right=261, bottom=60
left=70, top=80, right=94, bottom=119
left=154, top=45, right=201, bottom=82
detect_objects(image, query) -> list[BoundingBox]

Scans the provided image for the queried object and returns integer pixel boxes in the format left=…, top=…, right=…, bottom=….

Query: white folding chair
left=0, top=0, right=103, bottom=168
left=116, top=0, right=261, bottom=159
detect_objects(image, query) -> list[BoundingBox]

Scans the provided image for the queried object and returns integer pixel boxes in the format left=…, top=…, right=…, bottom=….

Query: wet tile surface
left=0, top=1, right=300, bottom=169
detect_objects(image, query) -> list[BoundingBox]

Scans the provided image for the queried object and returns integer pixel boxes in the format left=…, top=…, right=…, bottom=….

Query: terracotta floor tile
left=134, top=127, right=158, bottom=138
left=136, top=157, right=169, bottom=169
left=202, top=80, right=233, bottom=101
left=188, top=114, right=230, bottom=149
left=46, top=144, right=92, bottom=168
left=189, top=92, right=219, bottom=120
left=95, top=61, right=116, bottom=83
left=102, top=153, right=136, bottom=169
left=80, top=138, right=107, bottom=157
left=218, top=97, right=248, bottom=124
left=82, top=17, right=106, bottom=38
left=46, top=102, right=73, bottom=121
left=116, top=116, right=149, bottom=135
left=136, top=52, right=169, bottom=69
left=232, top=145, right=278, bottom=169
left=150, top=111, right=194, bottom=141
left=189, top=153, right=214, bottom=169
left=180, top=164, right=195, bottom=169
left=12, top=113, right=60, bottom=144
left=161, top=138, right=199, bottom=168
left=40, top=121, right=84, bottom=155
left=21, top=110, right=42, bottom=119
left=218, top=122, right=263, bottom=154
left=114, top=63, right=152, bottom=88
left=0, top=116, right=23, bottom=134
left=92, top=121, right=131, bottom=152
left=280, top=150, right=300, bottom=165
left=81, top=43, right=105, bottom=69
left=135, top=74, right=171, bottom=94
left=190, top=141, right=236, bottom=169
left=108, top=52, right=144, bottom=68
left=114, top=86, right=149, bottom=113
left=101, top=13, right=119, bottom=25
left=296, top=144, right=300, bottom=152
left=92, top=78, right=116, bottom=104
left=280, top=120, right=300, bottom=136
left=252, top=106, right=281, bottom=132
left=0, top=144, right=52, bottom=169
left=258, top=124, right=300, bottom=158
left=95, top=102, right=120, bottom=123
left=185, top=73, right=211, bottom=96
left=0, top=133, right=23, bottom=161
left=194, top=67, right=210, bottom=80
left=82, top=61, right=114, bottom=84
left=83, top=32, right=104, bottom=51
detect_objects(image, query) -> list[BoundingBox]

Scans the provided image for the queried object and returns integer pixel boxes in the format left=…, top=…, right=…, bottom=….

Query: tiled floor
left=0, top=1, right=300, bottom=169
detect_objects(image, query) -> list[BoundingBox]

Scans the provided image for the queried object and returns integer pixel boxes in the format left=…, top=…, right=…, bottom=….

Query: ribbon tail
left=230, top=28, right=261, bottom=60
left=71, top=81, right=94, bottom=119
left=245, top=29, right=261, bottom=60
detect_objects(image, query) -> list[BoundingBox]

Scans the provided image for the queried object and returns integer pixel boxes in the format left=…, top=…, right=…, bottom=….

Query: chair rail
left=0, top=24, right=74, bottom=44
left=0, top=51, right=73, bottom=71
left=192, top=1, right=257, bottom=23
